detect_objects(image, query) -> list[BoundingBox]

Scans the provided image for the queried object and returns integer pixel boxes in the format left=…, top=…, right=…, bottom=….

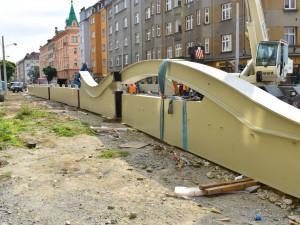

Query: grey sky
left=0, top=0, right=97, bottom=63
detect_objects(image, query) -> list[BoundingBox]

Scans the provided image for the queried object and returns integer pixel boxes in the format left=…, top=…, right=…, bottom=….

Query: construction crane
left=241, top=0, right=299, bottom=108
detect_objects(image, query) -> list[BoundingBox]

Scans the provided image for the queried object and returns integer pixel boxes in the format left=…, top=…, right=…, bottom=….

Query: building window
left=175, top=19, right=182, bottom=32
left=205, top=38, right=209, bottom=53
left=285, top=0, right=296, bottom=9
left=123, top=17, right=128, bottom=28
left=146, top=29, right=151, bottom=41
left=109, top=25, right=112, bottom=35
left=91, top=31, right=95, bottom=38
left=74, top=48, right=77, bottom=54
left=284, top=27, right=296, bottom=45
left=136, top=53, right=140, bottom=62
left=186, top=0, right=193, bottom=3
left=108, top=9, right=112, bottom=17
left=115, top=22, right=119, bottom=32
left=103, top=59, right=106, bottom=67
left=147, top=51, right=151, bottom=60
left=114, top=4, right=119, bottom=14
left=135, top=33, right=140, bottom=44
left=197, top=10, right=201, bottom=25
left=186, top=42, right=194, bottom=57
left=175, top=44, right=182, bottom=57
left=175, top=0, right=182, bottom=7
left=74, top=60, right=78, bottom=67
left=157, top=48, right=161, bottom=59
left=116, top=56, right=120, bottom=66
left=157, top=1, right=161, bottom=13
left=186, top=15, right=193, bottom=30
left=151, top=3, right=155, bottom=14
left=92, top=46, right=95, bottom=53
left=124, top=37, right=128, bottom=46
left=222, top=3, right=232, bottom=20
left=166, top=0, right=172, bottom=11
left=102, top=44, right=106, bottom=52
left=167, top=46, right=173, bottom=58
left=146, top=7, right=151, bottom=19
left=109, top=42, right=112, bottom=51
left=135, top=13, right=139, bottom=24
left=124, top=54, right=128, bottom=65
left=152, top=25, right=155, bottom=37
left=92, top=60, right=95, bottom=67
left=157, top=24, right=161, bottom=37
left=102, top=14, right=105, bottom=22
left=124, top=0, right=127, bottom=8
left=205, top=8, right=209, bottom=24
left=152, top=48, right=155, bottom=59
left=110, top=58, right=113, bottom=67
left=166, top=22, right=172, bottom=35
left=222, top=34, right=232, bottom=52
left=134, top=0, right=138, bottom=4
left=102, top=29, right=105, bottom=37
left=91, top=17, right=94, bottom=24
left=115, top=39, right=119, bottom=49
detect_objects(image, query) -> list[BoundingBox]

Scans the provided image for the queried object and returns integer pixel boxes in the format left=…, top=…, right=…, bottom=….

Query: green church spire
left=66, top=0, right=79, bottom=26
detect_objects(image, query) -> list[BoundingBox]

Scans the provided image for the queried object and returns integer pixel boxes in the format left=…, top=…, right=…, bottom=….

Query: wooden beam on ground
left=199, top=177, right=253, bottom=190
left=203, top=180, right=260, bottom=195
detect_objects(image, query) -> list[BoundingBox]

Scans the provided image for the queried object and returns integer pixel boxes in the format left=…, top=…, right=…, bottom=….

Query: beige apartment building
left=39, top=1, right=80, bottom=85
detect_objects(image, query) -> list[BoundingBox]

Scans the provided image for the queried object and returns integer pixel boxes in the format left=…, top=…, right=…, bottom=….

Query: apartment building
left=106, top=0, right=143, bottom=72
left=39, top=1, right=80, bottom=85
left=16, top=52, right=40, bottom=84
left=79, top=6, right=93, bottom=68
left=81, top=0, right=300, bottom=77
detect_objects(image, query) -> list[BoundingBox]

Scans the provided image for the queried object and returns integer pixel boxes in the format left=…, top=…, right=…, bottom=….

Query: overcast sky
left=0, top=0, right=98, bottom=63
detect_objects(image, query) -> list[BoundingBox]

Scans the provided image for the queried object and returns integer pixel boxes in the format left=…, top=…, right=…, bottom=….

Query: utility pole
left=2, top=36, right=8, bottom=95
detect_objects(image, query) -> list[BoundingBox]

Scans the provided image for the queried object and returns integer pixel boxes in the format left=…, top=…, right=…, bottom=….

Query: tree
left=42, top=66, right=57, bottom=82
left=28, top=66, right=40, bottom=83
left=0, top=60, right=16, bottom=82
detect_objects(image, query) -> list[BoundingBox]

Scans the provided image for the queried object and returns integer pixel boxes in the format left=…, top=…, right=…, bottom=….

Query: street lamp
left=2, top=36, right=17, bottom=95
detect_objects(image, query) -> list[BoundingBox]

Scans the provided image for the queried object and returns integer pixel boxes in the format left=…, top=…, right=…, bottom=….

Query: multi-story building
left=16, top=52, right=40, bottom=84
left=90, top=1, right=108, bottom=80
left=79, top=6, right=93, bottom=68
left=106, top=0, right=143, bottom=72
left=39, top=1, right=80, bottom=85
left=79, top=1, right=108, bottom=81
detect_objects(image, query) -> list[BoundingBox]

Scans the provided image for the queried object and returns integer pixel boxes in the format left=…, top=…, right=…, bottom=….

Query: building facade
left=39, top=1, right=80, bottom=85
left=79, top=6, right=93, bottom=68
left=16, top=52, right=40, bottom=84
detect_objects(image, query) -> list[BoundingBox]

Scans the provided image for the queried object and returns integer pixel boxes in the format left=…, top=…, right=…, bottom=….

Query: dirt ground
left=0, top=92, right=298, bottom=225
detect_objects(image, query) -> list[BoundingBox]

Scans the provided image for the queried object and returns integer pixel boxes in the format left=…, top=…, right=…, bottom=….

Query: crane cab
left=255, top=40, right=289, bottom=82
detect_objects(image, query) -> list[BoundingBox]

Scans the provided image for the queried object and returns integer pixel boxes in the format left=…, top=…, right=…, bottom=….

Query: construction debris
left=119, top=141, right=150, bottom=149
left=199, top=178, right=261, bottom=195
left=174, top=187, right=205, bottom=197
left=210, top=208, right=222, bottom=214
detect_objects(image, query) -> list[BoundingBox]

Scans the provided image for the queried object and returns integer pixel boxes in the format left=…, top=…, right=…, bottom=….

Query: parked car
left=8, top=82, right=18, bottom=91
left=11, top=82, right=26, bottom=93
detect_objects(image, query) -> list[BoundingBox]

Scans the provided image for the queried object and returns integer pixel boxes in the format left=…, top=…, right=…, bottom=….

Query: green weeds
left=98, top=149, right=130, bottom=159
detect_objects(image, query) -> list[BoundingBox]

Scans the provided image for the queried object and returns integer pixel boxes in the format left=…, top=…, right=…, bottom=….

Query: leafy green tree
left=28, top=66, right=40, bottom=83
left=0, top=60, right=16, bottom=81
left=42, top=66, right=57, bottom=82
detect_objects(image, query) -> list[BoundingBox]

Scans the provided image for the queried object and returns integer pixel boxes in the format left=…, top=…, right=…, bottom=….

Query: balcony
left=172, top=6, right=182, bottom=18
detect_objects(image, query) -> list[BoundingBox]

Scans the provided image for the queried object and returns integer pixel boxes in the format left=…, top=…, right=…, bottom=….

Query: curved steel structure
left=30, top=59, right=300, bottom=198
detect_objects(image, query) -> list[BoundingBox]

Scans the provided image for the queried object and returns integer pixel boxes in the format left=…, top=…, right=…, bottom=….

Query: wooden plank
left=203, top=180, right=260, bottom=195
left=199, top=177, right=253, bottom=190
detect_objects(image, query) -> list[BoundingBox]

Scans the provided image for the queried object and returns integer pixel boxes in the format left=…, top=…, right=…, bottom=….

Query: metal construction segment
left=29, top=59, right=300, bottom=198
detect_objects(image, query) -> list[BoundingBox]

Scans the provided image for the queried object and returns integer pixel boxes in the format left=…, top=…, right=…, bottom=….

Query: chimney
left=55, top=27, right=58, bottom=36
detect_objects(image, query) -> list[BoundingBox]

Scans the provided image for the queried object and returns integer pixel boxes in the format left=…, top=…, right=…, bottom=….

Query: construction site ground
left=0, top=92, right=299, bottom=225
